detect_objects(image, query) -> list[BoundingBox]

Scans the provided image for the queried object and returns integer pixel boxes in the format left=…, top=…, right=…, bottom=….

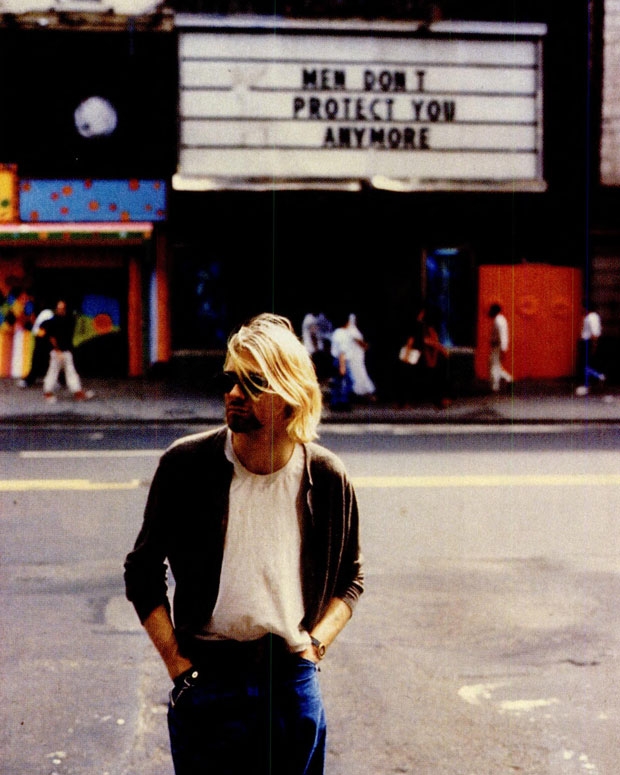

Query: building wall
left=591, top=0, right=620, bottom=379
left=600, top=0, right=620, bottom=186
left=0, top=18, right=177, bottom=377
left=475, top=264, right=582, bottom=381
left=165, top=4, right=595, bottom=395
left=0, top=2, right=599, bottom=389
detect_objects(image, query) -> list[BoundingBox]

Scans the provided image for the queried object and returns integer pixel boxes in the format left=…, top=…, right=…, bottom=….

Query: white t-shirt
left=331, top=326, right=354, bottom=360
left=205, top=431, right=310, bottom=652
left=581, top=311, right=602, bottom=340
left=492, top=314, right=509, bottom=352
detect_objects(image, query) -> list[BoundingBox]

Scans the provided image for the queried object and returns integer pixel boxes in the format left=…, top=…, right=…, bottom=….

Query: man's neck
left=231, top=429, right=296, bottom=475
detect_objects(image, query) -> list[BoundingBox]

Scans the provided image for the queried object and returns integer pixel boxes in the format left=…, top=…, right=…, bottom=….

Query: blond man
left=125, top=313, right=363, bottom=775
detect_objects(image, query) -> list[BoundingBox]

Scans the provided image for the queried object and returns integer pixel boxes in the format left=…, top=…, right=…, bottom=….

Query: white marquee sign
left=175, top=17, right=546, bottom=191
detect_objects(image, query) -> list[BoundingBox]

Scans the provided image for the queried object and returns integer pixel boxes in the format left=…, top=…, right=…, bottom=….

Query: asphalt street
left=2, top=423, right=619, bottom=774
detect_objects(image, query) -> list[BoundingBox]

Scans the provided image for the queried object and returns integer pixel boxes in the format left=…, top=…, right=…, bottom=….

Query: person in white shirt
left=329, top=316, right=355, bottom=409
left=488, top=303, right=513, bottom=392
left=575, top=303, right=605, bottom=396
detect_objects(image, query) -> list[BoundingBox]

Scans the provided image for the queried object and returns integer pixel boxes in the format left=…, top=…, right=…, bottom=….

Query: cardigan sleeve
left=303, top=444, right=364, bottom=627
left=124, top=427, right=230, bottom=631
left=124, top=453, right=175, bottom=624
left=335, top=472, right=364, bottom=613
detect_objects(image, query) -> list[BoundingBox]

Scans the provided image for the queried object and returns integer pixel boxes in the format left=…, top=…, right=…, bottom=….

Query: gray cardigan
left=124, top=427, right=364, bottom=656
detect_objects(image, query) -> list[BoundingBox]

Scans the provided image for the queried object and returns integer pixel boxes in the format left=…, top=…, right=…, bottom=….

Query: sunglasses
left=217, top=370, right=269, bottom=398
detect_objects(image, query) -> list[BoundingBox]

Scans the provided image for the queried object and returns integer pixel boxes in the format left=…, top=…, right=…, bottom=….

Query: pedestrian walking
left=124, top=312, right=364, bottom=775
left=346, top=313, right=377, bottom=401
left=41, top=299, right=94, bottom=402
left=329, top=314, right=355, bottom=410
left=488, top=303, right=513, bottom=392
left=418, top=307, right=451, bottom=408
left=575, top=302, right=606, bottom=396
left=301, top=310, right=333, bottom=381
left=395, top=328, right=421, bottom=408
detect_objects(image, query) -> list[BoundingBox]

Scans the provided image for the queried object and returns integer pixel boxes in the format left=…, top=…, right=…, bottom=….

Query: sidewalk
left=2, top=376, right=620, bottom=425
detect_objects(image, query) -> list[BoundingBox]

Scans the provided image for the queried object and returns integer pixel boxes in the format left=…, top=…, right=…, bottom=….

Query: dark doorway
left=33, top=266, right=127, bottom=377
left=424, top=247, right=476, bottom=348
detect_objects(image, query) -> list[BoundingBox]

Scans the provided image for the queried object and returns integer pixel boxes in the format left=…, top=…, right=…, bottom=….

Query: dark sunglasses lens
left=217, top=371, right=267, bottom=396
left=216, top=371, right=240, bottom=393
left=247, top=373, right=268, bottom=395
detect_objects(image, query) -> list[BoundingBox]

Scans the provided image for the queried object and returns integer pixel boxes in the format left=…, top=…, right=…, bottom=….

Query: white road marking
left=458, top=683, right=505, bottom=705
left=498, top=698, right=560, bottom=713
left=459, top=685, right=561, bottom=720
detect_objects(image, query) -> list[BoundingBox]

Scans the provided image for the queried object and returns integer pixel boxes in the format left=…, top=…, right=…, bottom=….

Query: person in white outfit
left=345, top=314, right=376, bottom=400
left=488, top=303, right=513, bottom=392
left=41, top=300, right=93, bottom=403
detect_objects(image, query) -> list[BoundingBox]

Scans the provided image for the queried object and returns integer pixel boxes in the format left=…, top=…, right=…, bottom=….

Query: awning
left=0, top=222, right=153, bottom=245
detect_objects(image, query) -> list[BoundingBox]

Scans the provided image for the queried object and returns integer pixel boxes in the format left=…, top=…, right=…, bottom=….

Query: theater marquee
left=174, top=17, right=546, bottom=192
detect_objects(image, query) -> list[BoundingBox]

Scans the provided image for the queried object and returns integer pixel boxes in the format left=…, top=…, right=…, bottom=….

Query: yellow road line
left=0, top=479, right=141, bottom=491
left=3, top=473, right=620, bottom=492
left=352, top=473, right=620, bottom=488
left=20, top=450, right=162, bottom=459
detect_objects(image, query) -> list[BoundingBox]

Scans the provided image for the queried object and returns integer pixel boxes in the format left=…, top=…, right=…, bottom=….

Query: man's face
left=222, top=358, right=288, bottom=435
left=56, top=301, right=67, bottom=316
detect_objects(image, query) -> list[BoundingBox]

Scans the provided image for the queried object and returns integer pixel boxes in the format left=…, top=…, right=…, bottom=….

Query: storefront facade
left=0, top=12, right=176, bottom=377
left=0, top=1, right=602, bottom=392
left=168, top=12, right=584, bottom=393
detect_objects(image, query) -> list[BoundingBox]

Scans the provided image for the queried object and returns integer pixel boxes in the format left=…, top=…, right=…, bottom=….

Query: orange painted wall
left=127, top=256, right=143, bottom=377
left=154, top=230, right=171, bottom=363
left=475, top=264, right=582, bottom=380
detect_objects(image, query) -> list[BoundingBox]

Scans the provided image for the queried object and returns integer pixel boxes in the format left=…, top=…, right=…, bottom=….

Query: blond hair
left=226, top=313, right=322, bottom=443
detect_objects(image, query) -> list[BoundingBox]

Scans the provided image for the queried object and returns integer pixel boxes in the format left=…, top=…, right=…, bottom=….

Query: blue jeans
left=168, top=650, right=326, bottom=775
left=329, top=360, right=353, bottom=409
left=577, top=339, right=604, bottom=387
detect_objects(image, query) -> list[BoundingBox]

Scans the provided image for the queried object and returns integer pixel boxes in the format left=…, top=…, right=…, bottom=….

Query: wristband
left=310, top=636, right=326, bottom=660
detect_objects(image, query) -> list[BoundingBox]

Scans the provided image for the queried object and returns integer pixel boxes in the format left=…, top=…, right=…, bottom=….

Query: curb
left=3, top=411, right=620, bottom=427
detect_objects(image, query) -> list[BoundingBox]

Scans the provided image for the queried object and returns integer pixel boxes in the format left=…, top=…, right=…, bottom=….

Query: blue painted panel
left=20, top=179, right=167, bottom=222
